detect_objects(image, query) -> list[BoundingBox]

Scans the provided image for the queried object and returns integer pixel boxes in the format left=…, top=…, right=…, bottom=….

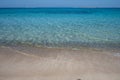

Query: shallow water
left=0, top=8, right=120, bottom=49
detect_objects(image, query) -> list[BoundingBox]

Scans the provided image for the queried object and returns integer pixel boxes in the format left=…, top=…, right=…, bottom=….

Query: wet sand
left=0, top=45, right=120, bottom=80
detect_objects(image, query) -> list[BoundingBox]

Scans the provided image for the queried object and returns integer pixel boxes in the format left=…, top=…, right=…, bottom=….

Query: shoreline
left=1, top=42, right=120, bottom=52
left=0, top=45, right=120, bottom=80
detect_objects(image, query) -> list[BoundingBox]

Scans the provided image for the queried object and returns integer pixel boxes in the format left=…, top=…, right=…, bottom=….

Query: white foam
left=114, top=53, right=120, bottom=57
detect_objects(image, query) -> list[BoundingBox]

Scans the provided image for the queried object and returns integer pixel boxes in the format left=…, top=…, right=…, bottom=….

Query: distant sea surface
left=0, top=8, right=120, bottom=49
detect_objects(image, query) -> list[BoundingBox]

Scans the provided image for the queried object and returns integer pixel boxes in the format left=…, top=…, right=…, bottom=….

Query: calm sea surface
left=0, top=8, right=120, bottom=49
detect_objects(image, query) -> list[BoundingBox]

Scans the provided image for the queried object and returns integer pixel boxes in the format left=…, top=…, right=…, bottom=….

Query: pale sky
left=0, top=0, right=120, bottom=8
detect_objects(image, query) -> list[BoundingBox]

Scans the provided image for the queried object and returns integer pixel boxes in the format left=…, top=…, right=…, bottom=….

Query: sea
left=0, top=8, right=120, bottom=49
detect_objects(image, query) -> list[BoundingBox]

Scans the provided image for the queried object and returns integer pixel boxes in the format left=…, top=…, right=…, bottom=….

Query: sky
left=0, top=0, right=120, bottom=8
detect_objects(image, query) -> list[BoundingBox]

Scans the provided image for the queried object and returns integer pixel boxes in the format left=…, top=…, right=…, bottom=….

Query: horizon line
left=0, top=7, right=120, bottom=8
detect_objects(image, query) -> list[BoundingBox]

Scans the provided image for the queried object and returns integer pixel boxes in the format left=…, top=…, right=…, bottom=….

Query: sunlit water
left=0, top=8, right=120, bottom=49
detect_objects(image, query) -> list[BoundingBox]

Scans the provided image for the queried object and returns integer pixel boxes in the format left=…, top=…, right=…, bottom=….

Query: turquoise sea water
left=0, top=8, right=120, bottom=49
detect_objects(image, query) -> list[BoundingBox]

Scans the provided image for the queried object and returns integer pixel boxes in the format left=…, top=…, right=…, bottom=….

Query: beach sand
left=0, top=45, right=120, bottom=80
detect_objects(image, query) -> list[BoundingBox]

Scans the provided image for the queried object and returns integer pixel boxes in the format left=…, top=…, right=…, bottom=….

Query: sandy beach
left=0, top=45, right=120, bottom=80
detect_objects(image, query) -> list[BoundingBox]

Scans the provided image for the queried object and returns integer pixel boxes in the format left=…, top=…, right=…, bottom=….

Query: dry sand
left=0, top=45, right=120, bottom=80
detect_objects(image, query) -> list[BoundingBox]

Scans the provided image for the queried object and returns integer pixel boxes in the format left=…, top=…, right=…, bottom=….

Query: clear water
left=0, top=8, right=120, bottom=49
